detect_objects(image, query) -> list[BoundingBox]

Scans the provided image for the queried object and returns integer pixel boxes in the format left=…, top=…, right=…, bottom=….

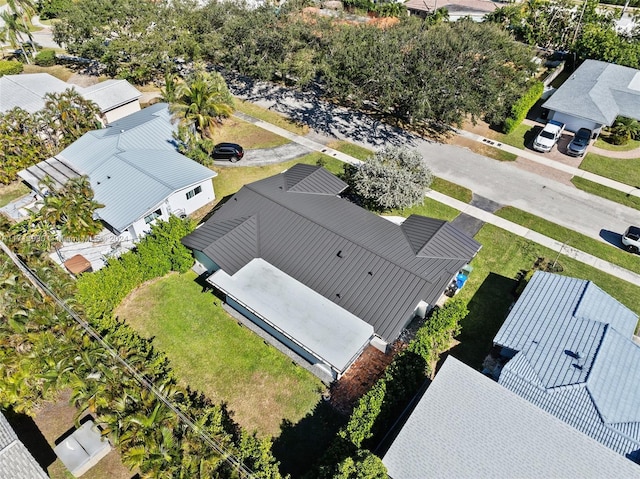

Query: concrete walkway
left=239, top=110, right=640, bottom=286
left=589, top=143, right=640, bottom=159
left=457, top=129, right=640, bottom=199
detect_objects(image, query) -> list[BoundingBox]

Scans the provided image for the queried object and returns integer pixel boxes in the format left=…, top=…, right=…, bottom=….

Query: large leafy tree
left=346, top=146, right=433, bottom=211
left=170, top=69, right=234, bottom=140
left=0, top=10, right=32, bottom=63
left=0, top=108, right=49, bottom=184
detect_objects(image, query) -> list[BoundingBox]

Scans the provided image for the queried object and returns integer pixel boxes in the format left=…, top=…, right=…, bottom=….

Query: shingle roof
left=542, top=60, right=640, bottom=126
left=0, top=411, right=48, bottom=479
left=382, top=356, right=640, bottom=479
left=183, top=164, right=481, bottom=342
left=494, top=271, right=640, bottom=462
left=0, top=73, right=141, bottom=115
left=20, top=104, right=216, bottom=232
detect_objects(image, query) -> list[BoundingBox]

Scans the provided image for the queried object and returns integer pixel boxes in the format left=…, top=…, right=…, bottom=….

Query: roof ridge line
left=244, top=183, right=437, bottom=283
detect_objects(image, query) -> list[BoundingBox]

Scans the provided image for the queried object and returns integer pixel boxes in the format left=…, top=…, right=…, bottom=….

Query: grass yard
left=451, top=135, right=517, bottom=162
left=22, top=64, right=74, bottom=81
left=572, top=176, right=640, bottom=211
left=390, top=197, right=459, bottom=222
left=214, top=116, right=290, bottom=149
left=0, top=181, right=30, bottom=208
left=326, top=140, right=374, bottom=161
left=452, top=224, right=640, bottom=369
left=496, top=206, right=640, bottom=274
left=594, top=137, right=640, bottom=152
left=493, top=123, right=532, bottom=150
left=211, top=153, right=344, bottom=202
left=114, top=271, right=325, bottom=438
left=580, top=153, right=640, bottom=185
left=234, top=99, right=309, bottom=136
left=430, top=177, right=473, bottom=203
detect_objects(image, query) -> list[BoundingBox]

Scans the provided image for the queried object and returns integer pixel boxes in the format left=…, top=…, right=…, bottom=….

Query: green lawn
left=213, top=116, right=290, bottom=149
left=572, top=176, right=640, bottom=211
left=211, top=153, right=344, bottom=202
left=326, top=140, right=374, bottom=161
left=594, top=137, right=640, bottom=152
left=580, top=153, right=640, bottom=186
left=496, top=206, right=640, bottom=274
left=452, top=224, right=640, bottom=369
left=495, top=123, right=532, bottom=150
left=430, top=177, right=473, bottom=203
left=234, top=99, right=309, bottom=136
left=0, top=181, right=30, bottom=208
left=114, top=271, right=325, bottom=438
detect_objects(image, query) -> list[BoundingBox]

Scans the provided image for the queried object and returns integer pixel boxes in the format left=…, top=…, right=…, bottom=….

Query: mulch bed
left=328, top=343, right=404, bottom=415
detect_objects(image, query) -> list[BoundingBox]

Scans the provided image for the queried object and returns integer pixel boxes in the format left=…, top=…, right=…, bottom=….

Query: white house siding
left=167, top=179, right=215, bottom=218
left=549, top=111, right=602, bottom=135
left=102, top=101, right=141, bottom=124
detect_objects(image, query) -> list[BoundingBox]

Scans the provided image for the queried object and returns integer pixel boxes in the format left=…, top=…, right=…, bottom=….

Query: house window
left=186, top=185, right=202, bottom=200
left=144, top=208, right=162, bottom=224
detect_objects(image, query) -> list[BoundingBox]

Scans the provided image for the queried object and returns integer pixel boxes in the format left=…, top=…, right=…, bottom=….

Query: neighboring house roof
left=19, top=103, right=216, bottom=233
left=182, top=164, right=481, bottom=342
left=80, top=79, right=141, bottom=113
left=494, top=271, right=640, bottom=462
left=0, top=73, right=70, bottom=113
left=404, top=0, right=498, bottom=14
left=0, top=411, right=49, bottom=479
left=382, top=356, right=640, bottom=479
left=542, top=60, right=640, bottom=126
left=0, top=73, right=140, bottom=115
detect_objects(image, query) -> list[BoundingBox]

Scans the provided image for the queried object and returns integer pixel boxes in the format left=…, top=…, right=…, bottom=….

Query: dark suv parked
left=566, top=128, right=592, bottom=157
left=212, top=143, right=244, bottom=162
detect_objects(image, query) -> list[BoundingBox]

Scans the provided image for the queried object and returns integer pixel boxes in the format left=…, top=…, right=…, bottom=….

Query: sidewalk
left=456, top=129, right=640, bottom=199
left=239, top=111, right=640, bottom=286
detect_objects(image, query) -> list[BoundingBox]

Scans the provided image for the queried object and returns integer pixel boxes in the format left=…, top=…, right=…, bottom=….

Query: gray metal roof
left=494, top=271, right=640, bottom=462
left=542, top=60, right=640, bottom=126
left=0, top=73, right=141, bottom=114
left=20, top=104, right=215, bottom=232
left=209, top=258, right=374, bottom=373
left=18, top=157, right=83, bottom=192
left=183, top=164, right=481, bottom=342
left=0, top=411, right=48, bottom=479
left=81, top=79, right=141, bottom=112
left=0, top=73, right=70, bottom=113
left=382, top=356, right=640, bottom=479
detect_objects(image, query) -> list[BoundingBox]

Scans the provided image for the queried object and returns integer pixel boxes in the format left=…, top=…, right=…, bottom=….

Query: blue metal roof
left=45, top=104, right=215, bottom=232
left=495, top=271, right=640, bottom=463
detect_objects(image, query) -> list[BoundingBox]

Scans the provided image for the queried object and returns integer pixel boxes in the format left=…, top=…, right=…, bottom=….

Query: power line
left=0, top=241, right=256, bottom=478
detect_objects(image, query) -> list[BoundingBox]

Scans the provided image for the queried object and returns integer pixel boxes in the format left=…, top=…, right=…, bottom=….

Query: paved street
left=226, top=73, right=640, bottom=244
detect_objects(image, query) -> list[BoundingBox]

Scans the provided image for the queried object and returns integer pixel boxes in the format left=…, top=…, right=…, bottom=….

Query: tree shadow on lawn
left=272, top=400, right=347, bottom=478
left=449, top=272, right=518, bottom=369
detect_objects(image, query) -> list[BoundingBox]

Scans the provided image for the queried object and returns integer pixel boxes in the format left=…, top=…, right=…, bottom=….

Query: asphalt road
left=225, top=73, right=640, bottom=243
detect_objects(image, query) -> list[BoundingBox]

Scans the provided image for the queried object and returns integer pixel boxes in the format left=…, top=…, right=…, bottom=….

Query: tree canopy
left=346, top=146, right=433, bottom=211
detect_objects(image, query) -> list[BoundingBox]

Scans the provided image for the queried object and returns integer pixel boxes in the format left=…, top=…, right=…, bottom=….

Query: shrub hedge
left=0, top=60, right=24, bottom=77
left=502, top=81, right=544, bottom=134
left=35, top=49, right=57, bottom=67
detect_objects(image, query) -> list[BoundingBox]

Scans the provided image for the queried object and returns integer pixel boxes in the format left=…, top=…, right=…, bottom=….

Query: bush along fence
left=0, top=217, right=283, bottom=479
left=502, top=80, right=544, bottom=134
left=312, top=298, right=469, bottom=478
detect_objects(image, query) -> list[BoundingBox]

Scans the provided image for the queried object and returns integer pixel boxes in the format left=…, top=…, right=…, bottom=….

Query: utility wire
left=0, top=241, right=255, bottom=478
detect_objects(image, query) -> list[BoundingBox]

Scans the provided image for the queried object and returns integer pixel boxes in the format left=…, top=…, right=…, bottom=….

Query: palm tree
left=6, top=0, right=37, bottom=55
left=0, top=10, right=31, bottom=64
left=169, top=70, right=234, bottom=140
left=41, top=89, right=102, bottom=148
left=610, top=117, right=640, bottom=145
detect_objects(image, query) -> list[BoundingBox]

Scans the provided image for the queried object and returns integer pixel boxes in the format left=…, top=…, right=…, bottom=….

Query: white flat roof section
left=209, top=258, right=374, bottom=373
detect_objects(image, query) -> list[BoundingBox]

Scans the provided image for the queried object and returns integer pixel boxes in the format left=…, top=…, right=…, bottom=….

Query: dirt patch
left=113, top=273, right=174, bottom=322
left=66, top=73, right=102, bottom=88
left=31, top=389, right=137, bottom=479
left=329, top=344, right=401, bottom=415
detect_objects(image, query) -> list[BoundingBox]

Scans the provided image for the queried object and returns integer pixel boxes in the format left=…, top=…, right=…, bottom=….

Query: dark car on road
left=212, top=143, right=244, bottom=162
left=567, top=128, right=592, bottom=157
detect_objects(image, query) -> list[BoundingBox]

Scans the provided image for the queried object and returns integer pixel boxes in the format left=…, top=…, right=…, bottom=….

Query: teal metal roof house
left=493, top=271, right=640, bottom=464
left=382, top=356, right=640, bottom=479
left=19, top=103, right=216, bottom=241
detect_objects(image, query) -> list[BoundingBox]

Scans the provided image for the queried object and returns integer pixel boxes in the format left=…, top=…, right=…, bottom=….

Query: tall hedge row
left=502, top=81, right=544, bottom=134
left=76, top=216, right=195, bottom=321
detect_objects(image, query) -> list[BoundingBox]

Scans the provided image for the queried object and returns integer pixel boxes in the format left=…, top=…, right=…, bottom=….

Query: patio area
left=1, top=192, right=135, bottom=273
